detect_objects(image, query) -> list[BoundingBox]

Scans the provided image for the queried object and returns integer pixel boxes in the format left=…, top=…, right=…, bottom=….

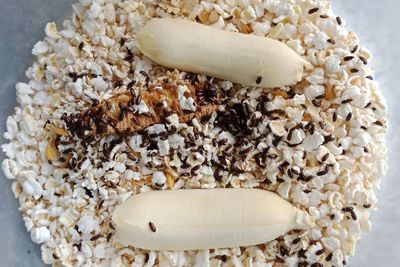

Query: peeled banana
left=136, top=18, right=307, bottom=88
left=112, top=188, right=314, bottom=250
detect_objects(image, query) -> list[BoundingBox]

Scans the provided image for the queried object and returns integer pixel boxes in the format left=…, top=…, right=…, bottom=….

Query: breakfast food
left=1, top=0, right=387, bottom=266
left=137, top=18, right=308, bottom=88
left=113, top=189, right=314, bottom=250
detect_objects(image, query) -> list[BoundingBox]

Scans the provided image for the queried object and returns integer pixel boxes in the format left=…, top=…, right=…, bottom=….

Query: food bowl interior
left=0, top=0, right=399, bottom=266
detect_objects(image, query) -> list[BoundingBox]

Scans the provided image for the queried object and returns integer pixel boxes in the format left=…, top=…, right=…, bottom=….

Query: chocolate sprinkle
left=326, top=252, right=333, bottom=261
left=256, top=76, right=262, bottom=84
left=359, top=56, right=368, bottom=65
left=333, top=112, right=337, bottom=122
left=343, top=56, right=354, bottom=61
left=351, top=45, right=359, bottom=53
left=350, top=68, right=359, bottom=73
left=336, top=16, right=342, bottom=25
left=90, top=234, right=101, bottom=241
left=149, top=221, right=157, bottom=232
left=292, top=237, right=301, bottom=244
left=342, top=98, right=353, bottom=104
left=308, top=7, right=319, bottom=14
left=346, top=112, right=353, bottom=121
left=321, top=153, right=329, bottom=162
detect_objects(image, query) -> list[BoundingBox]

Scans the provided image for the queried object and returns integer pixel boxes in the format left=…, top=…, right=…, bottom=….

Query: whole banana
left=112, top=188, right=314, bottom=250
left=137, top=18, right=307, bottom=88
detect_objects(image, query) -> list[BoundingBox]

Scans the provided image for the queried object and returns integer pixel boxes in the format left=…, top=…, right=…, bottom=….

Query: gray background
left=0, top=0, right=398, bottom=266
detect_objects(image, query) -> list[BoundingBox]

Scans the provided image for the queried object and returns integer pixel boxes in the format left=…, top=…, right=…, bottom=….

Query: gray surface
left=0, top=1, right=75, bottom=266
left=0, top=0, right=399, bottom=266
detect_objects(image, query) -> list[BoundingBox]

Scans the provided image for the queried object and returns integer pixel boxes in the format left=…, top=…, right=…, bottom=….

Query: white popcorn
left=93, top=243, right=106, bottom=259
left=32, top=41, right=49, bottom=55
left=2, top=159, right=18, bottom=179
left=302, top=132, right=324, bottom=152
left=71, top=78, right=83, bottom=96
left=152, top=171, right=167, bottom=186
left=304, top=84, right=325, bottom=99
left=22, top=177, right=43, bottom=199
left=16, top=82, right=34, bottom=95
left=31, top=227, right=51, bottom=244
left=33, top=91, right=49, bottom=106
left=240, top=6, right=257, bottom=24
left=20, top=113, right=37, bottom=134
left=91, top=77, right=109, bottom=91
left=325, top=54, right=341, bottom=73
left=251, top=21, right=271, bottom=36
left=77, top=215, right=100, bottom=235
left=277, top=182, right=291, bottom=199
left=286, top=39, right=304, bottom=55
left=313, top=31, right=329, bottom=50
left=45, top=22, right=59, bottom=38
left=322, top=236, right=341, bottom=251
left=269, top=120, right=287, bottom=137
left=306, top=68, right=324, bottom=84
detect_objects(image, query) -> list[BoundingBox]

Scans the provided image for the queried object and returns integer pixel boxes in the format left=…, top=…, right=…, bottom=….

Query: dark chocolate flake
left=256, top=76, right=262, bottom=84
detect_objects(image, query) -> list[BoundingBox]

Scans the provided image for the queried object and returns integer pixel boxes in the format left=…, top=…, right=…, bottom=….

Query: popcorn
left=302, top=132, right=324, bottom=152
left=22, top=177, right=43, bottom=199
left=90, top=76, right=109, bottom=91
left=152, top=171, right=167, bottom=186
left=240, top=6, right=257, bottom=24
left=77, top=215, right=100, bottom=235
left=304, top=84, right=325, bottom=99
left=269, top=120, right=287, bottom=137
left=31, top=227, right=51, bottom=244
left=32, top=41, right=49, bottom=55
